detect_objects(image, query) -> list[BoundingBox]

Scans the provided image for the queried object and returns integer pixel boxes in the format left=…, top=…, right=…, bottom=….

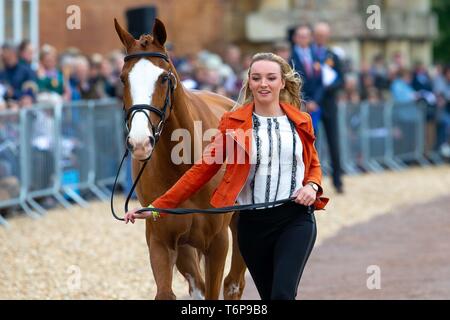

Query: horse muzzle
left=127, top=135, right=155, bottom=161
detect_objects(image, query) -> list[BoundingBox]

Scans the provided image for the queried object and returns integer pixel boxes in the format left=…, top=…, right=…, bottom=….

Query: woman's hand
left=293, top=185, right=317, bottom=206
left=124, top=207, right=151, bottom=224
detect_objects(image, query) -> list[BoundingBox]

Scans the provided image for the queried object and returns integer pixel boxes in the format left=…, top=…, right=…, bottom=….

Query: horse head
left=114, top=18, right=177, bottom=161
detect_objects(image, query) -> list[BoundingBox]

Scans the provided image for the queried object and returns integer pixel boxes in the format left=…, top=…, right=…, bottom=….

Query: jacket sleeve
left=152, top=113, right=228, bottom=209
left=304, top=113, right=324, bottom=197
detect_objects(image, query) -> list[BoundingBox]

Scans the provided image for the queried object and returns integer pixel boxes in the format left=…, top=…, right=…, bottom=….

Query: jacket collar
left=228, top=102, right=309, bottom=128
left=226, top=102, right=315, bottom=157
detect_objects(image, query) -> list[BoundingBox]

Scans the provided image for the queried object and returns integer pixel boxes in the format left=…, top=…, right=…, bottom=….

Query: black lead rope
left=134, top=196, right=312, bottom=216
left=110, top=147, right=307, bottom=221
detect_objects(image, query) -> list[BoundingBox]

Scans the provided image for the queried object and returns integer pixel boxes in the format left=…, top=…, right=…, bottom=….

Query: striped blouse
left=236, top=112, right=305, bottom=209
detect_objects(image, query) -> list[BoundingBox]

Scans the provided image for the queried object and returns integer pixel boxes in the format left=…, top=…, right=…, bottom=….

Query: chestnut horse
left=114, top=18, right=246, bottom=299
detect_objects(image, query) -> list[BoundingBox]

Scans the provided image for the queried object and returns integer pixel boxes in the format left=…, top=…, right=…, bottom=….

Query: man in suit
left=312, top=22, right=344, bottom=194
left=289, top=24, right=324, bottom=134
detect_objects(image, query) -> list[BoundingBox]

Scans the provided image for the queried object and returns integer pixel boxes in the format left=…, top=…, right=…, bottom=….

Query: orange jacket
left=152, top=102, right=329, bottom=211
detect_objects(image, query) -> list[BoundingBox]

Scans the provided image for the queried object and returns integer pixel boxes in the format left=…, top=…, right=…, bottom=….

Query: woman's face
left=248, top=60, right=285, bottom=105
left=42, top=52, right=57, bottom=70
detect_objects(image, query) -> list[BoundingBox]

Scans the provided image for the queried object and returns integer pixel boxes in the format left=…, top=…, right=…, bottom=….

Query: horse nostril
left=126, top=137, right=134, bottom=151
left=149, top=135, right=155, bottom=147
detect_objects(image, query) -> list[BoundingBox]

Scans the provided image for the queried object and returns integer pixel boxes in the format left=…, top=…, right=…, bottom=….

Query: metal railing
left=318, top=100, right=438, bottom=176
left=0, top=99, right=126, bottom=226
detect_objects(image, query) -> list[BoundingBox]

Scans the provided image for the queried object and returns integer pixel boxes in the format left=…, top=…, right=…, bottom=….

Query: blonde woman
left=125, top=53, right=328, bottom=300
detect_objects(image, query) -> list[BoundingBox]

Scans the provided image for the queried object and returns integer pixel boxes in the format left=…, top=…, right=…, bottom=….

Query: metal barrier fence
left=0, top=99, right=126, bottom=226
left=317, top=100, right=436, bottom=177
left=0, top=98, right=441, bottom=226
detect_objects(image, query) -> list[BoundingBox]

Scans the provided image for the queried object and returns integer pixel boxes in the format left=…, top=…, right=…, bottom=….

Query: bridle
left=111, top=51, right=177, bottom=220
left=123, top=52, right=177, bottom=160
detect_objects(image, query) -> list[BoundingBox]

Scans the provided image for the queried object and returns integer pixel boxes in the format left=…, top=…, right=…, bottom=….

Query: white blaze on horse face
left=128, top=59, right=165, bottom=148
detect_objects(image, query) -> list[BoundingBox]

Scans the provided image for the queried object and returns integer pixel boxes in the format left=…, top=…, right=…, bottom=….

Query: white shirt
left=236, top=112, right=305, bottom=209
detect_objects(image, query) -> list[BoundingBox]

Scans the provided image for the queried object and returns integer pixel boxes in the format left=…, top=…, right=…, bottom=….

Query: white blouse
left=236, top=112, right=305, bottom=209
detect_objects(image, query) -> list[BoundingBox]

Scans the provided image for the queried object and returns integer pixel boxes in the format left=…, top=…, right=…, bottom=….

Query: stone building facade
left=242, top=0, right=438, bottom=68
left=32, top=0, right=438, bottom=67
left=38, top=0, right=229, bottom=57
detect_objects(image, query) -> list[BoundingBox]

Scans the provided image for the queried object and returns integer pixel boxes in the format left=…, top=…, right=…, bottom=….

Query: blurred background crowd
left=1, top=26, right=449, bottom=158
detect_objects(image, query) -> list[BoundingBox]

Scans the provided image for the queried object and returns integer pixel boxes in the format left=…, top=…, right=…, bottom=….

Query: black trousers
left=237, top=201, right=317, bottom=300
left=320, top=101, right=343, bottom=189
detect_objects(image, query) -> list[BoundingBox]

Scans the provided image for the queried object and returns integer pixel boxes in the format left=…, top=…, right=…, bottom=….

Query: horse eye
left=161, top=74, right=169, bottom=83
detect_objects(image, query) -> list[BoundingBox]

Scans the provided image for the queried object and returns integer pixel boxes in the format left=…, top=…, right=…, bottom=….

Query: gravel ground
left=1, top=165, right=449, bottom=299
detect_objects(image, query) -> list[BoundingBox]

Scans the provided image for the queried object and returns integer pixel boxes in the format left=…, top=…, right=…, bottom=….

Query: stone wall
left=38, top=0, right=438, bottom=67
left=244, top=0, right=437, bottom=67
left=39, top=0, right=228, bottom=56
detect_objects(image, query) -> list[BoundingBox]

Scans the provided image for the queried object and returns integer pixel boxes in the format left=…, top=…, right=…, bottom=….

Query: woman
left=36, top=45, right=71, bottom=101
left=124, top=52, right=328, bottom=300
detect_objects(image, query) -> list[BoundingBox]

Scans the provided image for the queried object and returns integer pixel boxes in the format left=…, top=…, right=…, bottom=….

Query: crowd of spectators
left=0, top=40, right=125, bottom=111
left=338, top=52, right=450, bottom=156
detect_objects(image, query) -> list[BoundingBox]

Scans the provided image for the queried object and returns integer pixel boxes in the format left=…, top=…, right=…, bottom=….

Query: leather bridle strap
left=123, top=52, right=170, bottom=62
left=111, top=51, right=174, bottom=221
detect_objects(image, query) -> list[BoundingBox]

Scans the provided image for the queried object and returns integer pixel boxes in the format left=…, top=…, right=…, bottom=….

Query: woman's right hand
left=124, top=207, right=149, bottom=224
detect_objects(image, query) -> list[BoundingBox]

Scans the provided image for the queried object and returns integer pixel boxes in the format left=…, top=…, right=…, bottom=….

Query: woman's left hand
left=293, top=185, right=317, bottom=206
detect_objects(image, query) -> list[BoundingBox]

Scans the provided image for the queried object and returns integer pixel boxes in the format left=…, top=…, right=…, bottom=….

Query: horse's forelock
left=138, top=34, right=154, bottom=48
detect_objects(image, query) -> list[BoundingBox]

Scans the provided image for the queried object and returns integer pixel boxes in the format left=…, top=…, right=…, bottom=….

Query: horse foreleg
left=223, top=212, right=247, bottom=300
left=148, top=237, right=177, bottom=300
left=176, top=244, right=205, bottom=299
left=204, top=228, right=229, bottom=300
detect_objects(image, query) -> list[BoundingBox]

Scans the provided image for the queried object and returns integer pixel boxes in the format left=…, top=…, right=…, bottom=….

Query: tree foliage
left=432, top=0, right=450, bottom=63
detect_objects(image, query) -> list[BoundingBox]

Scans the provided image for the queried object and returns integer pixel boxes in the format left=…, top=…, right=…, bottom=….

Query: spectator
left=165, top=42, right=184, bottom=69
left=0, top=82, right=7, bottom=109
left=342, top=74, right=361, bottom=105
left=89, top=53, right=114, bottom=99
left=412, top=61, right=438, bottom=155
left=370, top=54, right=390, bottom=91
left=391, top=68, right=417, bottom=103
left=433, top=65, right=450, bottom=156
left=312, top=21, right=344, bottom=193
left=289, top=24, right=323, bottom=133
left=359, top=66, right=374, bottom=100
left=0, top=42, right=37, bottom=102
left=70, top=55, right=104, bottom=100
left=273, top=41, right=291, bottom=63
left=18, top=39, right=36, bottom=71
left=223, top=44, right=242, bottom=76
left=36, top=44, right=70, bottom=100
left=107, top=50, right=125, bottom=98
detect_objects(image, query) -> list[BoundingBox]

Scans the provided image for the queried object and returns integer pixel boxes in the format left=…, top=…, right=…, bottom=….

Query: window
left=0, top=0, right=39, bottom=48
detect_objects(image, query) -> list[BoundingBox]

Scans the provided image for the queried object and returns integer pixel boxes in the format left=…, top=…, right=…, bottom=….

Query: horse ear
left=114, top=18, right=135, bottom=49
left=152, top=18, right=167, bottom=47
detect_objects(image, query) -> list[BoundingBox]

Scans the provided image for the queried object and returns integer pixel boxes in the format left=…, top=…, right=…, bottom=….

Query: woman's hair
left=232, top=52, right=303, bottom=111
